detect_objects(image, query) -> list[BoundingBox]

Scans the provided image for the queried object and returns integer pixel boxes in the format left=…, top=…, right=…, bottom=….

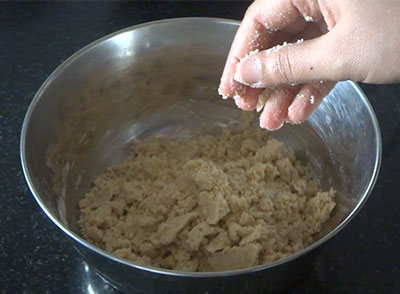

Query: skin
left=219, top=0, right=400, bottom=130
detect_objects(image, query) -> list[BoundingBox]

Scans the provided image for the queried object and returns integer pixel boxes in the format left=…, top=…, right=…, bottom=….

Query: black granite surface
left=1, top=1, right=399, bottom=293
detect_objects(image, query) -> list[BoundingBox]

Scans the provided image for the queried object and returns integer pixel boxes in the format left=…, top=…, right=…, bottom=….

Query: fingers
left=219, top=0, right=340, bottom=129
left=258, top=82, right=334, bottom=130
left=255, top=10, right=332, bottom=127
left=259, top=86, right=299, bottom=130
left=219, top=0, right=323, bottom=99
left=234, top=88, right=264, bottom=111
left=234, top=31, right=343, bottom=88
left=250, top=0, right=323, bottom=31
left=219, top=13, right=271, bottom=98
left=287, top=81, right=335, bottom=124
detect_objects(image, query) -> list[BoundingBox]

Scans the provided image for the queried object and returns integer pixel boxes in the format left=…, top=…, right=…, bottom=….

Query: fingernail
left=218, top=85, right=229, bottom=99
left=234, top=58, right=262, bottom=86
left=259, top=117, right=285, bottom=131
left=234, top=95, right=242, bottom=108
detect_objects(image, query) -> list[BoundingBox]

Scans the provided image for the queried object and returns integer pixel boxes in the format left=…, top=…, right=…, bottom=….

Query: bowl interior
left=22, top=18, right=380, bottom=266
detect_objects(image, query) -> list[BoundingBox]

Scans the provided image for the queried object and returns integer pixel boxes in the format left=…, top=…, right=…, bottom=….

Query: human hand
left=219, top=0, right=400, bottom=130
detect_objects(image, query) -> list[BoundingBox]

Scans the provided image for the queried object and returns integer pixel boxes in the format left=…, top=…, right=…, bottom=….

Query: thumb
left=234, top=33, right=347, bottom=87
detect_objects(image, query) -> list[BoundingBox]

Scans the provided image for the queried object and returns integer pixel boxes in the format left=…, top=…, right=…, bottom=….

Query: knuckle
left=273, top=48, right=295, bottom=84
left=244, top=2, right=258, bottom=20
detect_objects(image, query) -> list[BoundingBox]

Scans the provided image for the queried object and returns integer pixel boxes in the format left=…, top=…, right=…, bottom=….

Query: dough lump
left=79, top=119, right=335, bottom=271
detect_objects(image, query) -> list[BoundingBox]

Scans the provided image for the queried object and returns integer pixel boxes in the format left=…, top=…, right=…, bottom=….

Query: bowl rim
left=20, top=17, right=382, bottom=278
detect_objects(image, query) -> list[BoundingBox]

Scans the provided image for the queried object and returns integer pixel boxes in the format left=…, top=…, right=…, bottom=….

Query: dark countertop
left=1, top=2, right=399, bottom=293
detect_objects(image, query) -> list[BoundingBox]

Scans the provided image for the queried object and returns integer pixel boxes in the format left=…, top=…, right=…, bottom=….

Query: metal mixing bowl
left=21, top=18, right=381, bottom=293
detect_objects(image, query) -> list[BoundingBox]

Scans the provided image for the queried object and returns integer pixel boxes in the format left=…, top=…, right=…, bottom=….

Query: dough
left=79, top=117, right=335, bottom=271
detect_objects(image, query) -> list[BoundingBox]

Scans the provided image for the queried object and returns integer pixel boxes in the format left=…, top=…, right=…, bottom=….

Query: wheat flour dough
left=79, top=119, right=335, bottom=271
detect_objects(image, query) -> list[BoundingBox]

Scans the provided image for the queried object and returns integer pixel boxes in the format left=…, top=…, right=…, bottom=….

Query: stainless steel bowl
left=21, top=18, right=382, bottom=293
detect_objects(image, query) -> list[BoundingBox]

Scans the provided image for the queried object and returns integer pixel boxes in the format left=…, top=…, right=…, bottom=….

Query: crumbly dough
left=79, top=119, right=336, bottom=272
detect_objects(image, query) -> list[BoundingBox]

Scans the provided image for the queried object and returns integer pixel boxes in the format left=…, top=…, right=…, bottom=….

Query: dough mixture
left=79, top=119, right=335, bottom=271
